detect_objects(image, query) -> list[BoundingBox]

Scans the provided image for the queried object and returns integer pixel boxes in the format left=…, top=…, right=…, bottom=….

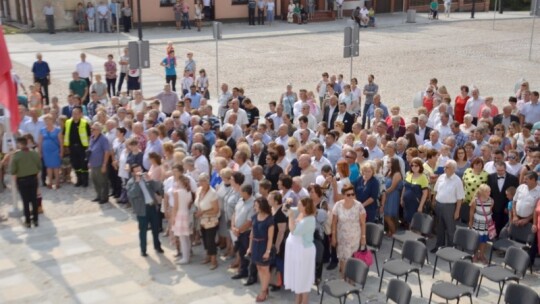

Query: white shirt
left=194, top=154, right=210, bottom=176
left=505, top=162, right=522, bottom=177
left=514, top=184, right=540, bottom=217
left=434, top=173, right=465, bottom=203
left=464, top=97, right=485, bottom=118
left=484, top=161, right=496, bottom=175
left=76, top=61, right=93, bottom=79
left=418, top=126, right=428, bottom=141
left=238, top=162, right=253, bottom=186
left=275, top=135, right=289, bottom=147
left=43, top=5, right=54, bottom=15
left=312, top=156, right=332, bottom=174
left=519, top=101, right=540, bottom=125
left=293, top=100, right=305, bottom=119
left=270, top=113, right=284, bottom=131
left=367, top=146, right=384, bottom=161
left=424, top=140, right=442, bottom=150
left=224, top=108, right=249, bottom=127
left=436, top=123, right=453, bottom=141
left=22, top=119, right=45, bottom=142
left=218, top=91, right=232, bottom=117
left=97, top=5, right=109, bottom=18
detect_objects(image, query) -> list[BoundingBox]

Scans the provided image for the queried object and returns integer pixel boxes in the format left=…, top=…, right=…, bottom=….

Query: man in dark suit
left=334, top=102, right=354, bottom=133
left=415, top=114, right=432, bottom=142
left=251, top=140, right=267, bottom=167
left=487, top=161, right=519, bottom=236
left=61, top=94, right=75, bottom=118
left=492, top=105, right=519, bottom=128
left=322, top=95, right=338, bottom=131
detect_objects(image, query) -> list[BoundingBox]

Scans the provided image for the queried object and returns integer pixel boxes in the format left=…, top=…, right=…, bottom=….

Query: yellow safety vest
left=64, top=118, right=89, bottom=147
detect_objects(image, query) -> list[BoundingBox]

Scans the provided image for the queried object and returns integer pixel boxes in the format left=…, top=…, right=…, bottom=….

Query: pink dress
left=172, top=188, right=192, bottom=237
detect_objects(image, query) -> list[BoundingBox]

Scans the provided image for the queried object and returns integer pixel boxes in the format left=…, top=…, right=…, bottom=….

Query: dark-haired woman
left=401, top=157, right=429, bottom=226
left=381, top=158, right=403, bottom=237
left=268, top=190, right=288, bottom=291
left=247, top=197, right=275, bottom=302
left=454, top=146, right=470, bottom=178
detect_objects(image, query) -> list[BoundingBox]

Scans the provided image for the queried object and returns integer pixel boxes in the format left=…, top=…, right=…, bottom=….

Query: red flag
left=0, top=25, right=19, bottom=132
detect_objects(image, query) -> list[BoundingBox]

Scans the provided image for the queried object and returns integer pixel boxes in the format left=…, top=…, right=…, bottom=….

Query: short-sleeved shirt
left=69, top=79, right=87, bottom=97
left=434, top=173, right=465, bottom=203
left=519, top=101, right=540, bottom=125
left=234, top=197, right=255, bottom=228
left=514, top=184, right=540, bottom=218
left=88, top=134, right=110, bottom=168
left=162, top=57, right=177, bottom=76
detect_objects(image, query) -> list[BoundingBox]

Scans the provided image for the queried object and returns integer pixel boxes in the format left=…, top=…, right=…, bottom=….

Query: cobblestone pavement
left=1, top=11, right=540, bottom=303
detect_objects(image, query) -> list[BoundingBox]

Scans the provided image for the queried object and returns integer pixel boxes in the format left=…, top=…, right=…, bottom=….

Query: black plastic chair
left=488, top=223, right=534, bottom=268
left=390, top=213, right=433, bottom=262
left=320, top=258, right=368, bottom=304
left=477, top=247, right=530, bottom=304
left=366, top=222, right=384, bottom=276
left=503, top=283, right=540, bottom=304
left=429, top=260, right=480, bottom=304
left=387, top=279, right=412, bottom=304
left=378, top=240, right=426, bottom=298
left=432, top=227, right=479, bottom=278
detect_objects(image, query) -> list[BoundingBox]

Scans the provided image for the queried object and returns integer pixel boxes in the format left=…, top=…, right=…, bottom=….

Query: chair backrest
left=410, top=212, right=434, bottom=235
left=451, top=260, right=480, bottom=289
left=401, top=240, right=427, bottom=267
left=453, top=227, right=479, bottom=253
left=386, top=279, right=412, bottom=304
left=504, top=283, right=540, bottom=304
left=344, top=258, right=369, bottom=288
left=504, top=247, right=530, bottom=277
left=509, top=223, right=535, bottom=244
left=366, top=223, right=384, bottom=249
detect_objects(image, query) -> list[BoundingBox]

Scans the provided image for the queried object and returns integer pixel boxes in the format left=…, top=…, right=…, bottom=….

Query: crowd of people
left=3, top=44, right=540, bottom=302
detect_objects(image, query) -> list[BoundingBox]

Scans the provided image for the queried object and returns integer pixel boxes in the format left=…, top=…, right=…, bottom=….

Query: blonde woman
left=286, top=137, right=299, bottom=162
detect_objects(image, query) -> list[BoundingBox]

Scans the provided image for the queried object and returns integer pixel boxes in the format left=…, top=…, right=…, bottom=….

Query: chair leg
left=448, top=261, right=452, bottom=271
left=390, top=238, right=395, bottom=258
left=319, top=290, right=324, bottom=304
left=497, top=281, right=505, bottom=304
left=378, top=269, right=385, bottom=292
left=469, top=294, right=473, bottom=304
left=476, top=275, right=483, bottom=297
left=355, top=291, right=361, bottom=304
left=416, top=270, right=423, bottom=298
left=457, top=298, right=460, bottom=304
left=374, top=251, right=380, bottom=276
left=488, top=246, right=494, bottom=266
left=405, top=273, right=409, bottom=282
left=432, top=256, right=439, bottom=278
left=428, top=291, right=433, bottom=304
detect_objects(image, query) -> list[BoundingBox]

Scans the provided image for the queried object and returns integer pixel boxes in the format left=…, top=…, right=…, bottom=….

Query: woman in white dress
left=195, top=0, right=203, bottom=31
left=284, top=197, right=316, bottom=304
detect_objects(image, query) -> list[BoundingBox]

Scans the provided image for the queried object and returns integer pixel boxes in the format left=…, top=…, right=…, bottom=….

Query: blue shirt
left=349, top=163, right=360, bottom=184
left=32, top=61, right=50, bottom=78
left=88, top=134, right=110, bottom=168
left=204, top=130, right=216, bottom=147
left=187, top=92, right=202, bottom=109
left=367, top=103, right=389, bottom=119
left=142, top=138, right=163, bottom=170
left=162, top=57, right=177, bottom=76
left=324, top=143, right=342, bottom=169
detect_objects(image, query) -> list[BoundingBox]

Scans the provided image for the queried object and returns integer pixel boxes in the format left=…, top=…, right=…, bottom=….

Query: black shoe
left=99, top=200, right=109, bottom=204
left=430, top=248, right=438, bottom=254
left=33, top=221, right=39, bottom=227
left=141, top=252, right=148, bottom=257
left=231, top=273, right=248, bottom=280
left=244, top=278, right=257, bottom=286
left=326, top=262, right=338, bottom=270
left=92, top=198, right=100, bottom=202
left=155, top=248, right=164, bottom=254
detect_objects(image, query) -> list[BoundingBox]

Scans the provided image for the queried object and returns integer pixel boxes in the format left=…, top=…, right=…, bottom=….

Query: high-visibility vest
left=64, top=118, right=89, bottom=147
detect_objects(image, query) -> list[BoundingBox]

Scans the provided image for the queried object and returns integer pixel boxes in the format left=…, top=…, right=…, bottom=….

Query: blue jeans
left=182, top=13, right=191, bottom=29
left=361, top=102, right=372, bottom=129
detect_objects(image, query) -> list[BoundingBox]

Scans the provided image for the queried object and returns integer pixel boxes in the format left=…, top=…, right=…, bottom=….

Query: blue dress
left=384, top=175, right=402, bottom=217
left=354, top=176, right=379, bottom=223
left=251, top=214, right=274, bottom=266
left=41, top=127, right=62, bottom=168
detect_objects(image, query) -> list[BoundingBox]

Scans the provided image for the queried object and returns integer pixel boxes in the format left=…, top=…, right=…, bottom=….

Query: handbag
left=352, top=246, right=373, bottom=267
left=480, top=199, right=497, bottom=240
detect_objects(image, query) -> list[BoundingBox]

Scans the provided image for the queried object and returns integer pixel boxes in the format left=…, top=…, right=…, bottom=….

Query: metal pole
left=116, top=3, right=121, bottom=59
left=216, top=38, right=219, bottom=101
left=350, top=52, right=353, bottom=82
left=492, top=0, right=497, bottom=30
left=530, top=5, right=537, bottom=61
left=136, top=0, right=143, bottom=93
left=402, top=0, right=407, bottom=23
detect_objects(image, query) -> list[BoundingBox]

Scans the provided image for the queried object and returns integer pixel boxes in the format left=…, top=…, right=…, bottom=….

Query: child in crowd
left=119, top=91, right=131, bottom=106
left=436, top=145, right=451, bottom=172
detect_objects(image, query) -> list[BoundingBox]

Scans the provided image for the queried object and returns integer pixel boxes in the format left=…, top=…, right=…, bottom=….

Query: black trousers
left=166, top=75, right=177, bottom=92
left=107, top=160, right=122, bottom=197
left=41, top=157, right=47, bottom=185
left=201, top=225, right=218, bottom=255
left=257, top=8, right=265, bottom=24
left=106, top=78, right=117, bottom=97
left=81, top=78, right=91, bottom=105
left=123, top=16, right=131, bottom=32
left=69, top=145, right=88, bottom=175
left=137, top=204, right=162, bottom=254
left=117, top=72, right=127, bottom=94
left=17, top=175, right=38, bottom=224
left=236, top=231, right=251, bottom=275
left=248, top=7, right=256, bottom=25
left=34, top=77, right=50, bottom=105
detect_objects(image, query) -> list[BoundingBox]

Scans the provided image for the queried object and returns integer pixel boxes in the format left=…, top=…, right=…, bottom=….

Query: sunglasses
left=172, top=116, right=180, bottom=119
left=288, top=145, right=295, bottom=148
left=345, top=193, right=355, bottom=197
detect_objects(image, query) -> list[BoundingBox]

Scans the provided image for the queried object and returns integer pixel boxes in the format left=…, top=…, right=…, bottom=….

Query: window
left=160, top=0, right=176, bottom=7
left=232, top=0, right=249, bottom=4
